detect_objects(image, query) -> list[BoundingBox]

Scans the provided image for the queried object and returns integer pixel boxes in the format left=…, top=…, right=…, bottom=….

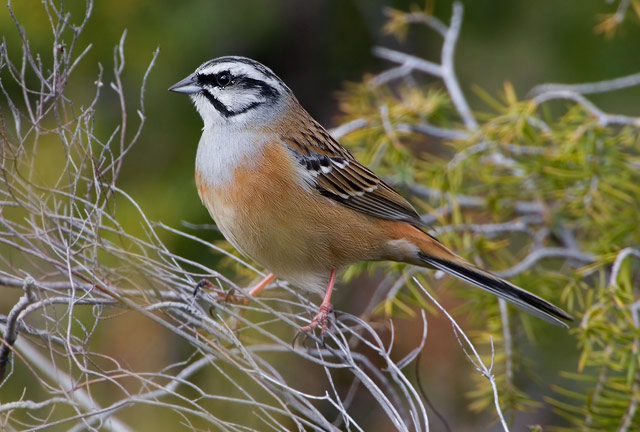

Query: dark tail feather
left=418, top=253, right=573, bottom=328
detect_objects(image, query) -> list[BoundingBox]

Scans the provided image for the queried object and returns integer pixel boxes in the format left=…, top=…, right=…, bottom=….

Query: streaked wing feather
left=281, top=118, right=424, bottom=227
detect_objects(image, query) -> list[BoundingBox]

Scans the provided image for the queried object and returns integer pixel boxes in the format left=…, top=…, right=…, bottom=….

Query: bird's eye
left=216, top=72, right=233, bottom=88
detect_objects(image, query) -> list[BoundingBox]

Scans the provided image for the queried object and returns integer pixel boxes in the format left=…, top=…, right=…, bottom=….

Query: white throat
left=196, top=126, right=268, bottom=187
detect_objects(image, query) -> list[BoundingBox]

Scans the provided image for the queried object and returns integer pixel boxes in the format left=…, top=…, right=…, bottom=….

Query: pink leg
left=249, top=273, right=275, bottom=297
left=300, top=269, right=337, bottom=334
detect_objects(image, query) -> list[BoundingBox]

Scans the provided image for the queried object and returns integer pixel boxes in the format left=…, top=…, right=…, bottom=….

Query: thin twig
left=414, top=278, right=510, bottom=431
left=531, top=71, right=640, bottom=96
left=0, top=276, right=35, bottom=380
left=533, top=90, right=640, bottom=127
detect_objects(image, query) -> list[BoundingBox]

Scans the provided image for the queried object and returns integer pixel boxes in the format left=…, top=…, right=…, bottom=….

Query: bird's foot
left=194, top=279, right=249, bottom=305
left=299, top=302, right=334, bottom=335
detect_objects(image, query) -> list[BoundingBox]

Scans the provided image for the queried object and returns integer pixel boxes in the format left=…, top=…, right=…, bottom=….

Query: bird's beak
left=169, top=73, right=201, bottom=94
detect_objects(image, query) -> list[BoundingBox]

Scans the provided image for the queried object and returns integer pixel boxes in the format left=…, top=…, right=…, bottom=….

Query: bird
left=169, top=56, right=573, bottom=333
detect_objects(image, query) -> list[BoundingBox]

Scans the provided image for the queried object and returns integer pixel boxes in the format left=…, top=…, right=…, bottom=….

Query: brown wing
left=281, top=116, right=425, bottom=227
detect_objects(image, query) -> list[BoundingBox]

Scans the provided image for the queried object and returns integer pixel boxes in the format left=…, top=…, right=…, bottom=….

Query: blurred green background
left=1, top=0, right=639, bottom=430
left=3, top=0, right=638, bottom=242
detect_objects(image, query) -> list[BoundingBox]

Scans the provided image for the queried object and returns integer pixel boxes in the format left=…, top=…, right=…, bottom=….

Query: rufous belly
left=195, top=142, right=403, bottom=291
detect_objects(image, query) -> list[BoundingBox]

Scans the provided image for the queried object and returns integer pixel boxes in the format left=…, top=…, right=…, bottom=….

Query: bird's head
left=170, top=56, right=292, bottom=128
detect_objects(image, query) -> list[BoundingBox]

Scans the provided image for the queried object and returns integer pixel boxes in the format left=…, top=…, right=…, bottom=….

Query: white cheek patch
left=215, top=88, right=263, bottom=113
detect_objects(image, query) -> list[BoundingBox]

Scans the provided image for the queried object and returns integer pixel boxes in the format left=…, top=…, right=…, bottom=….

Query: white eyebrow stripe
left=199, top=63, right=257, bottom=77
left=196, top=60, right=288, bottom=95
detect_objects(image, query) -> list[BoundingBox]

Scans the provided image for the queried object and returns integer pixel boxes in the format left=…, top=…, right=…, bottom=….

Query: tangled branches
left=0, top=1, right=434, bottom=431
left=1, top=1, right=639, bottom=431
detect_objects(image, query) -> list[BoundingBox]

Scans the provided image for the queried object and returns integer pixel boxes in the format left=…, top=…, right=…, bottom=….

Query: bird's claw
left=299, top=303, right=333, bottom=335
left=194, top=279, right=249, bottom=305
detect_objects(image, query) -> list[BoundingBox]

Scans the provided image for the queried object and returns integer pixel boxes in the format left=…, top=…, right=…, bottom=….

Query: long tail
left=396, top=225, right=573, bottom=327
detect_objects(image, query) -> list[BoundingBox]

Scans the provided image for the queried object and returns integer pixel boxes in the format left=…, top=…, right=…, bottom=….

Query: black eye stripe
left=197, top=68, right=282, bottom=118
left=196, top=73, right=216, bottom=87
left=196, top=70, right=234, bottom=88
left=203, top=57, right=280, bottom=82
left=196, top=71, right=279, bottom=99
left=198, top=56, right=293, bottom=95
left=236, top=76, right=279, bottom=98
